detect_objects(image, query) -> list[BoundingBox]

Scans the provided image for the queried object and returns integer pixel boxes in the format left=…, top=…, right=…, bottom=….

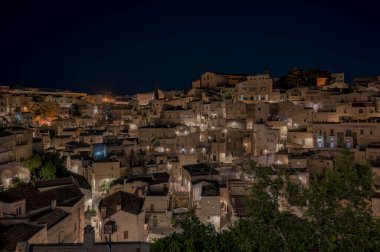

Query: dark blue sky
left=0, top=0, right=379, bottom=94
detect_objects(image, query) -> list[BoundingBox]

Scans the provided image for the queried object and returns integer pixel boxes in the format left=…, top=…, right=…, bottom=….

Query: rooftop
left=0, top=185, right=84, bottom=212
left=0, top=223, right=44, bottom=252
left=34, top=173, right=91, bottom=191
left=29, top=208, right=69, bottom=229
left=183, top=163, right=219, bottom=177
left=99, top=191, right=145, bottom=217
left=201, top=182, right=220, bottom=197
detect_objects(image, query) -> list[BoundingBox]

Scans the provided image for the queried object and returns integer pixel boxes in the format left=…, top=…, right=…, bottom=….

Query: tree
left=22, top=154, right=42, bottom=181
left=152, top=149, right=380, bottom=251
left=275, top=68, right=332, bottom=89
left=151, top=216, right=220, bottom=252
left=40, top=161, right=56, bottom=179
left=99, top=178, right=114, bottom=193
left=11, top=177, right=29, bottom=188
left=22, top=153, right=67, bottom=181
left=304, top=69, right=332, bottom=86
left=225, top=165, right=313, bottom=252
left=287, top=68, right=304, bottom=87
left=46, top=153, right=68, bottom=177
left=305, top=148, right=380, bottom=251
left=227, top=149, right=380, bottom=251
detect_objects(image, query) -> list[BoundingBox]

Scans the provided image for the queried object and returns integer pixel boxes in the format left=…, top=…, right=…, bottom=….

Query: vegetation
left=275, top=68, right=332, bottom=89
left=151, top=149, right=380, bottom=251
left=151, top=217, right=221, bottom=252
left=99, top=178, right=114, bottom=192
left=11, top=177, right=30, bottom=188
left=22, top=153, right=68, bottom=181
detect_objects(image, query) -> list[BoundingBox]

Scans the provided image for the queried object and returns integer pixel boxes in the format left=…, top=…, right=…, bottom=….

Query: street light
left=104, top=220, right=117, bottom=252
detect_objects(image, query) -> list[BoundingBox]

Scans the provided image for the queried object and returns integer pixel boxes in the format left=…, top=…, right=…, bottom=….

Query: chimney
left=51, top=200, right=56, bottom=210
left=83, top=225, right=95, bottom=248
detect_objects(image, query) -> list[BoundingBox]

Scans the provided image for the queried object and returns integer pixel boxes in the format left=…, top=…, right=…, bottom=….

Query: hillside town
left=1, top=71, right=380, bottom=251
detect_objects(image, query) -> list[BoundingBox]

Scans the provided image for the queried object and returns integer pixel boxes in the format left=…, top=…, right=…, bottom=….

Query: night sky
left=0, top=0, right=379, bottom=94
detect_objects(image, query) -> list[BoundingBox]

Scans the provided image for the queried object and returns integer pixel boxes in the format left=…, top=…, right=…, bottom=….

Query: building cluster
left=1, top=72, right=380, bottom=251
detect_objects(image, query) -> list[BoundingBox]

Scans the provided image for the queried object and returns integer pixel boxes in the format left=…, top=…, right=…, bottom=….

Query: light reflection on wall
left=92, top=144, right=107, bottom=160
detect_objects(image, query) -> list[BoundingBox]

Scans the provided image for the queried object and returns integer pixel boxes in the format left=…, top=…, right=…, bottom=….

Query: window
left=360, top=130, right=364, bottom=135
left=124, top=231, right=129, bottom=239
left=346, top=140, right=352, bottom=148
left=330, top=142, right=335, bottom=148
left=16, top=205, right=22, bottom=216
left=359, top=109, right=363, bottom=113
left=153, top=216, right=158, bottom=228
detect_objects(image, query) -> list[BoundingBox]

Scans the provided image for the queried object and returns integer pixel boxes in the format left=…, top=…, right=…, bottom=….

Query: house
left=90, top=158, right=125, bottom=192
left=35, top=173, right=92, bottom=210
left=30, top=225, right=150, bottom=252
left=227, top=179, right=252, bottom=224
left=99, top=191, right=145, bottom=242
left=0, top=223, right=47, bottom=252
left=0, top=184, right=85, bottom=247
left=181, top=163, right=220, bottom=193
left=144, top=188, right=172, bottom=237
left=193, top=180, right=221, bottom=230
